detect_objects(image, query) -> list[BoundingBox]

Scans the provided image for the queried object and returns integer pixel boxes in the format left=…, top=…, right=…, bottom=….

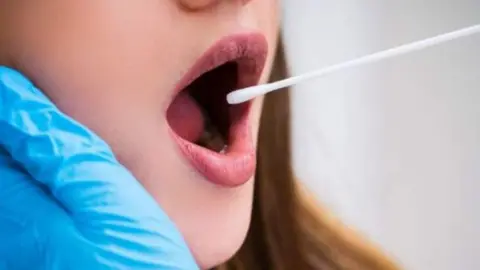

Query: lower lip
left=169, top=101, right=255, bottom=187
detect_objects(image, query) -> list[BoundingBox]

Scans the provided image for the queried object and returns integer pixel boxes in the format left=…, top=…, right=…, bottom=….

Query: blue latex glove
left=0, top=66, right=199, bottom=270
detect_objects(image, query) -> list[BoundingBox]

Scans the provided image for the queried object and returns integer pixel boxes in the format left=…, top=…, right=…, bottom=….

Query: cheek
left=16, top=59, right=171, bottom=169
left=1, top=2, right=181, bottom=155
left=249, top=0, right=280, bottom=45
left=250, top=96, right=264, bottom=145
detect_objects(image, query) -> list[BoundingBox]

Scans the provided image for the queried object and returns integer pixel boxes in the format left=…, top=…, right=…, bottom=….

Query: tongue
left=167, top=91, right=205, bottom=142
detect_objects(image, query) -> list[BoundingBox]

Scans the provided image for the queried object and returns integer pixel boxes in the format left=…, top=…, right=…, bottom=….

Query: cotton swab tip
left=227, top=84, right=270, bottom=104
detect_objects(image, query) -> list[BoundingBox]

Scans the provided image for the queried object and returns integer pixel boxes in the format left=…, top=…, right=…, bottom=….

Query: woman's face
left=1, top=0, right=279, bottom=268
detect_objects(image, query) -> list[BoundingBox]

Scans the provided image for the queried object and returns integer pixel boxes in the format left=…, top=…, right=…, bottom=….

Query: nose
left=178, top=0, right=252, bottom=11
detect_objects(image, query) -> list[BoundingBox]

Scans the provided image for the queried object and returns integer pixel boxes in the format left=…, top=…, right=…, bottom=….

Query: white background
left=282, top=1, right=480, bottom=269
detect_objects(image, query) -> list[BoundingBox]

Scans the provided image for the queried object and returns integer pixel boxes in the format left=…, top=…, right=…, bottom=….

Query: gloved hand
left=0, top=66, right=199, bottom=270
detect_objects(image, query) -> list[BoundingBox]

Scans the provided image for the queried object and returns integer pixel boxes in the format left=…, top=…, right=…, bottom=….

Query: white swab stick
left=227, top=24, right=480, bottom=105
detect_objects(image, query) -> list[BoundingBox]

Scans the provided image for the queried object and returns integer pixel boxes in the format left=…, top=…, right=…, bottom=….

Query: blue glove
left=0, top=66, right=199, bottom=270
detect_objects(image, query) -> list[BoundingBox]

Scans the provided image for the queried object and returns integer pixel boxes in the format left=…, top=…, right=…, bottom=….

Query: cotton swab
left=227, top=24, right=480, bottom=105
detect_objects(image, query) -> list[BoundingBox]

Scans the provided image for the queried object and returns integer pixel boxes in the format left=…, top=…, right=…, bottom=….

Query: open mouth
left=173, top=61, right=240, bottom=153
left=166, top=33, right=268, bottom=187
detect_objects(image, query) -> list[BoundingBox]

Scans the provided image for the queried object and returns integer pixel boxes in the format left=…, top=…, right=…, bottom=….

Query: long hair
left=214, top=37, right=401, bottom=270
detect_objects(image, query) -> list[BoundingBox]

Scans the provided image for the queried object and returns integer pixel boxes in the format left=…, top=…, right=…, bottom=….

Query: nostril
left=178, top=0, right=252, bottom=11
left=178, top=0, right=218, bottom=11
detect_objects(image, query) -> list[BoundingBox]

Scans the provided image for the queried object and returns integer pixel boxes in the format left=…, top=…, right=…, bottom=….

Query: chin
left=176, top=179, right=254, bottom=269
left=193, top=224, right=250, bottom=269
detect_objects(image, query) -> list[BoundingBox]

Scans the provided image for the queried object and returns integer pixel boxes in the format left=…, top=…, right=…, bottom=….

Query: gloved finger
left=0, top=67, right=197, bottom=267
left=0, top=149, right=90, bottom=269
left=0, top=150, right=50, bottom=268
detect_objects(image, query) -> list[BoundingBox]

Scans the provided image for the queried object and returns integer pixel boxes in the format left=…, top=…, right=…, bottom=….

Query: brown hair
left=214, top=38, right=401, bottom=270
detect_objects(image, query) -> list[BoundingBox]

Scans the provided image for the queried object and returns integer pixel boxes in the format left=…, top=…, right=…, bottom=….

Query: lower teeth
left=196, top=116, right=227, bottom=153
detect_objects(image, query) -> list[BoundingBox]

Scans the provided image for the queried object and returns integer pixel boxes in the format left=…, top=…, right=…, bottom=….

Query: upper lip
left=168, top=32, right=268, bottom=187
left=172, top=32, right=268, bottom=102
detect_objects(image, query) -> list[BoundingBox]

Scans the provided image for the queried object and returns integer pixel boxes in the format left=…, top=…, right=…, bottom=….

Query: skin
left=0, top=0, right=279, bottom=268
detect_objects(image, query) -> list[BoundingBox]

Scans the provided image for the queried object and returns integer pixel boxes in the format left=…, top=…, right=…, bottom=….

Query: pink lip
left=168, top=32, right=268, bottom=187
